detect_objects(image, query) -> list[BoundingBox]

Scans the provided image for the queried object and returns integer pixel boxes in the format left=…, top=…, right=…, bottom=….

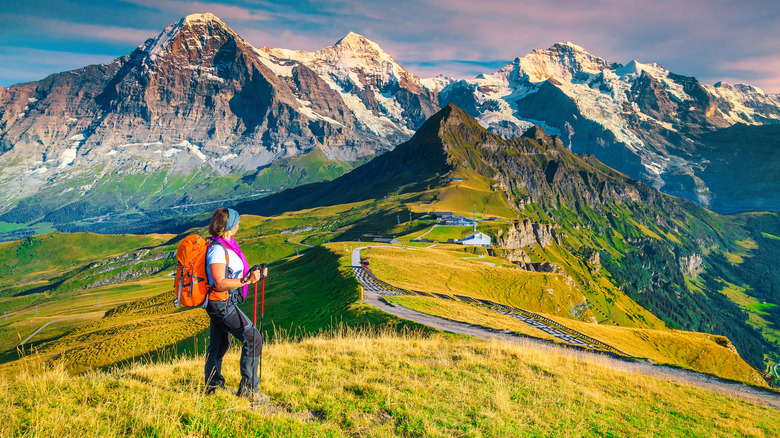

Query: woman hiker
left=204, top=207, right=269, bottom=405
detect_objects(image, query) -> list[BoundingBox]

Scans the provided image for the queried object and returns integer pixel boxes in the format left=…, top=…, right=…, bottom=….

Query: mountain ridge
left=1, top=12, right=779, bottom=242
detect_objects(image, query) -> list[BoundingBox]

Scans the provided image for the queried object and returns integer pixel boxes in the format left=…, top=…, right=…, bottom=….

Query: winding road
left=352, top=246, right=780, bottom=410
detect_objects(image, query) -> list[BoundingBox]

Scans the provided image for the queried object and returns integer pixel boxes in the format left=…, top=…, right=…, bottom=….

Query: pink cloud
left=123, top=0, right=271, bottom=22
left=713, top=57, right=780, bottom=94
left=233, top=27, right=332, bottom=52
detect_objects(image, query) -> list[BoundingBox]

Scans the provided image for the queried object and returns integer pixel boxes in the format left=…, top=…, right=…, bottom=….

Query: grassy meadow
left=1, top=328, right=778, bottom=438
left=0, top=239, right=427, bottom=374
left=432, top=173, right=517, bottom=219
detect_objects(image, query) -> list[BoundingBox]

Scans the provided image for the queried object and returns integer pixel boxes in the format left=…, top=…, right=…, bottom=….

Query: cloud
left=1, top=0, right=779, bottom=92
left=121, top=0, right=271, bottom=21
left=3, top=14, right=158, bottom=45
left=712, top=57, right=780, bottom=94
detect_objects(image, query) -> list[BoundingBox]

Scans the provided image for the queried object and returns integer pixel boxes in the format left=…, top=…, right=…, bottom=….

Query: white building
left=461, top=232, right=491, bottom=247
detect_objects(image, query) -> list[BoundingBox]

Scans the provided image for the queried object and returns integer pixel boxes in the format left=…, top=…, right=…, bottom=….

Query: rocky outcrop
left=505, top=249, right=531, bottom=263
left=84, top=266, right=163, bottom=289
left=498, top=219, right=559, bottom=249
left=512, top=261, right=565, bottom=274
left=679, top=253, right=704, bottom=279
left=588, top=251, right=601, bottom=273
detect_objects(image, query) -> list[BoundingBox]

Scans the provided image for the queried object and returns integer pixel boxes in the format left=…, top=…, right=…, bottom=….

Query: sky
left=1, top=0, right=779, bottom=93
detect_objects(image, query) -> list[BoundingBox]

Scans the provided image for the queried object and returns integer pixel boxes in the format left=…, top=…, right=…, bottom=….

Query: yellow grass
left=364, top=246, right=584, bottom=318
left=365, top=244, right=665, bottom=331
left=736, top=238, right=759, bottom=250
left=430, top=174, right=517, bottom=219
left=631, top=220, right=663, bottom=240
left=725, top=252, right=745, bottom=264
left=1, top=329, right=777, bottom=437
left=720, top=282, right=762, bottom=309
left=543, top=315, right=768, bottom=386
left=4, top=289, right=209, bottom=374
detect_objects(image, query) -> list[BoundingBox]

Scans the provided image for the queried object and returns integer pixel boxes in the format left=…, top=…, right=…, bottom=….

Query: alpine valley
left=1, top=13, right=780, bottom=241
left=2, top=103, right=779, bottom=436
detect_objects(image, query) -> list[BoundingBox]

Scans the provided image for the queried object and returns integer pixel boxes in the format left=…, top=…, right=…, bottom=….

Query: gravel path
left=352, top=246, right=780, bottom=410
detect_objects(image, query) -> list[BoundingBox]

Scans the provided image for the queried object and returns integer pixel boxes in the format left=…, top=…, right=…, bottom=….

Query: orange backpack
left=174, top=234, right=227, bottom=308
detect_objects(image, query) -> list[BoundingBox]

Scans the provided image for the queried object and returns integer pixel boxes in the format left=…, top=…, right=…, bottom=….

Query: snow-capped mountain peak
left=138, top=12, right=240, bottom=65
left=615, top=59, right=645, bottom=78
left=706, top=81, right=780, bottom=124
left=332, top=32, right=387, bottom=55
left=516, top=42, right=616, bottom=83
left=184, top=12, right=221, bottom=24
left=554, top=41, right=590, bottom=54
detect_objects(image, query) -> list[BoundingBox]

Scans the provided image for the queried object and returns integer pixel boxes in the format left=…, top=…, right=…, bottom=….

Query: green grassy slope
left=0, top=232, right=173, bottom=298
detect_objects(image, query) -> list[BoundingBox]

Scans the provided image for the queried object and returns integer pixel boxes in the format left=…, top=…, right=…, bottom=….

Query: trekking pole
left=259, top=263, right=267, bottom=382
left=244, top=264, right=261, bottom=397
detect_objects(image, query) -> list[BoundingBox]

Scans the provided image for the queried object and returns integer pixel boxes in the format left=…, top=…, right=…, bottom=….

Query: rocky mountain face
left=434, top=43, right=780, bottom=213
left=0, top=13, right=438, bottom=239
left=2, top=15, right=780, bottom=240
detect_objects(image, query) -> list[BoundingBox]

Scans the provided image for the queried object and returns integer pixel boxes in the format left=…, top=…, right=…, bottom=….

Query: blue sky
left=1, top=0, right=779, bottom=92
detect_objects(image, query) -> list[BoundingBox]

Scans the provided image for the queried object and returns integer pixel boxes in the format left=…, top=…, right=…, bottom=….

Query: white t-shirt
left=206, top=243, right=245, bottom=285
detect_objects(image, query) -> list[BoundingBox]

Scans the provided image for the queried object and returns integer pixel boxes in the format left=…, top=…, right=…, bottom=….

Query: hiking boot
left=204, top=383, right=225, bottom=395
left=236, top=388, right=270, bottom=407
left=250, top=391, right=270, bottom=406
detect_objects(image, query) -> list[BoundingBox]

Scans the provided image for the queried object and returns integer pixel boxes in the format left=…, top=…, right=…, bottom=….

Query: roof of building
left=373, top=238, right=401, bottom=244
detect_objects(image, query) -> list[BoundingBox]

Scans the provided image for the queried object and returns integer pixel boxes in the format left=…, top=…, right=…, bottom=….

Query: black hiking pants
left=204, top=293, right=262, bottom=395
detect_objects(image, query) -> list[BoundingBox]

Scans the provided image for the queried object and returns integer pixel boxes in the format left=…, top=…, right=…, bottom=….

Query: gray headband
left=226, top=208, right=240, bottom=232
